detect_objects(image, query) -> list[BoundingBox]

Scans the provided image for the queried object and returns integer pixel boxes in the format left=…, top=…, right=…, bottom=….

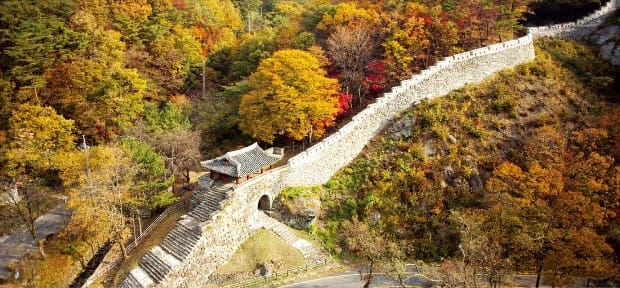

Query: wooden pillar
left=247, top=175, right=250, bottom=180
left=269, top=164, right=273, bottom=169
left=260, top=168, right=264, bottom=173
left=235, top=177, right=240, bottom=184
left=222, top=175, right=227, bottom=184
left=209, top=171, right=214, bottom=179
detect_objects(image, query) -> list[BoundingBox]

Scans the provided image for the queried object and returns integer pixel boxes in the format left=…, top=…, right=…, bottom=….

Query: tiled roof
left=200, top=143, right=282, bottom=178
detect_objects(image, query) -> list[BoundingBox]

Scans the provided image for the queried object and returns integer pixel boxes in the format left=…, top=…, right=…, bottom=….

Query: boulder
left=388, top=116, right=417, bottom=140
left=369, top=211, right=381, bottom=226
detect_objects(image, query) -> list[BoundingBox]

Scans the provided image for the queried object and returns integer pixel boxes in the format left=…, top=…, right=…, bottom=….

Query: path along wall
left=154, top=2, right=618, bottom=286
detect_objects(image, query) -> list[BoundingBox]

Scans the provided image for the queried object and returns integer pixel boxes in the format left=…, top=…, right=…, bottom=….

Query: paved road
left=281, top=267, right=606, bottom=288
left=282, top=267, right=439, bottom=288
left=0, top=203, right=71, bottom=280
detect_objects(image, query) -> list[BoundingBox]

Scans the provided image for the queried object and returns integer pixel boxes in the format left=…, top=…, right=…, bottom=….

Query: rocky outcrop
left=590, top=24, right=620, bottom=65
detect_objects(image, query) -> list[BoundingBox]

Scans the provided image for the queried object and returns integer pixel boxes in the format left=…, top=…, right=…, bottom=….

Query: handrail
left=82, top=198, right=189, bottom=287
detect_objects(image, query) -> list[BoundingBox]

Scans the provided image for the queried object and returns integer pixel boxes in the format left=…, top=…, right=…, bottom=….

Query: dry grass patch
left=215, top=228, right=306, bottom=274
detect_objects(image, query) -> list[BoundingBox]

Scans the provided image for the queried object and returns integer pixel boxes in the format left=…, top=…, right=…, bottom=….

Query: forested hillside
left=0, top=0, right=612, bottom=286
left=309, top=39, right=619, bottom=287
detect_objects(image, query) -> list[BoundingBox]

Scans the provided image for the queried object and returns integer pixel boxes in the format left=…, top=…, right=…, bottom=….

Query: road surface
left=0, top=203, right=71, bottom=280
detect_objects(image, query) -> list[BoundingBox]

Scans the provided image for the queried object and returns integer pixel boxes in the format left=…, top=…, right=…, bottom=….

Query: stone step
left=118, top=271, right=143, bottom=288
left=174, top=222, right=201, bottom=241
left=167, top=226, right=200, bottom=248
left=139, top=251, right=171, bottom=283
left=161, top=237, right=192, bottom=261
left=188, top=202, right=212, bottom=222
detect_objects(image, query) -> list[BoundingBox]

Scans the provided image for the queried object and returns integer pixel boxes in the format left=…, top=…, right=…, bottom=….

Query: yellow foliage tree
left=58, top=145, right=138, bottom=259
left=316, top=2, right=376, bottom=32
left=238, top=49, right=339, bottom=144
left=3, top=104, right=74, bottom=176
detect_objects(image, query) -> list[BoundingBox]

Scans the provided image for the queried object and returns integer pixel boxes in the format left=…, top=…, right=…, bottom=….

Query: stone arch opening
left=258, top=195, right=271, bottom=211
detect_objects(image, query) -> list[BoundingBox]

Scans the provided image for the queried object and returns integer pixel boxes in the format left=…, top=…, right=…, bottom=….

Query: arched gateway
left=258, top=195, right=271, bottom=210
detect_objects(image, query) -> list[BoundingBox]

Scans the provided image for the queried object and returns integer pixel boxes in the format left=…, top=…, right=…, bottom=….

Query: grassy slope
left=314, top=38, right=619, bottom=261
left=214, top=228, right=306, bottom=274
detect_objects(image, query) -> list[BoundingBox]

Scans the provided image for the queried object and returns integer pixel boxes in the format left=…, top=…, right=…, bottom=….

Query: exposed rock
left=443, top=165, right=454, bottom=180
left=590, top=25, right=620, bottom=66
left=254, top=261, right=274, bottom=277
left=286, top=209, right=316, bottom=230
left=275, top=196, right=321, bottom=230
left=369, top=211, right=381, bottom=226
left=448, top=134, right=457, bottom=144
left=423, top=140, right=437, bottom=158
left=388, top=116, right=416, bottom=140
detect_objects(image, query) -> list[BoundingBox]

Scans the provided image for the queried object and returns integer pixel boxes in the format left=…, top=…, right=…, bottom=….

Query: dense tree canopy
left=238, top=49, right=339, bottom=144
left=2, top=104, right=74, bottom=177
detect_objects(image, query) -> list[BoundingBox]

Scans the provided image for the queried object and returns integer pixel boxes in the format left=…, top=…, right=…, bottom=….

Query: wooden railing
left=82, top=199, right=189, bottom=287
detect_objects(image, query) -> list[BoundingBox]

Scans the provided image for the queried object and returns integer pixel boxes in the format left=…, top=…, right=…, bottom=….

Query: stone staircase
left=188, top=183, right=231, bottom=222
left=119, top=272, right=142, bottom=288
left=119, top=178, right=232, bottom=287
left=159, top=220, right=201, bottom=260
left=258, top=213, right=327, bottom=264
left=139, top=251, right=171, bottom=283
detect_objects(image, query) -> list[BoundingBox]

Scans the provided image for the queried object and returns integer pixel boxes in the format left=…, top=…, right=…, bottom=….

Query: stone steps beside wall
left=160, top=221, right=201, bottom=261
left=139, top=251, right=172, bottom=283
left=188, top=201, right=215, bottom=222
left=118, top=271, right=143, bottom=288
left=189, top=176, right=213, bottom=208
left=188, top=184, right=230, bottom=222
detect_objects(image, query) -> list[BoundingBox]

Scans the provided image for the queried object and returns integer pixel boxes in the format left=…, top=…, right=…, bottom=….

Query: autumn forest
left=0, top=0, right=618, bottom=287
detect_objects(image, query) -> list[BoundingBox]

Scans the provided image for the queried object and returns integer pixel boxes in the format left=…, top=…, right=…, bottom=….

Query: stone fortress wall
left=159, top=167, right=290, bottom=287
left=286, top=0, right=620, bottom=187
left=286, top=36, right=535, bottom=186
left=123, top=2, right=619, bottom=287
left=529, top=0, right=619, bottom=39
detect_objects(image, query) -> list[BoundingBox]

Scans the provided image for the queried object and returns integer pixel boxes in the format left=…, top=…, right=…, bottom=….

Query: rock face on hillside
left=590, top=20, right=620, bottom=65
left=274, top=197, right=321, bottom=230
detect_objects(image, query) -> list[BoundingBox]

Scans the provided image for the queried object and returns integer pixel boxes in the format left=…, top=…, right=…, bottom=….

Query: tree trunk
left=184, top=168, right=190, bottom=183
left=536, top=264, right=543, bottom=288
left=138, top=215, right=142, bottom=236
left=364, top=260, right=374, bottom=288
left=37, top=239, right=46, bottom=258
left=397, top=273, right=405, bottom=288
left=118, top=240, right=128, bottom=259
